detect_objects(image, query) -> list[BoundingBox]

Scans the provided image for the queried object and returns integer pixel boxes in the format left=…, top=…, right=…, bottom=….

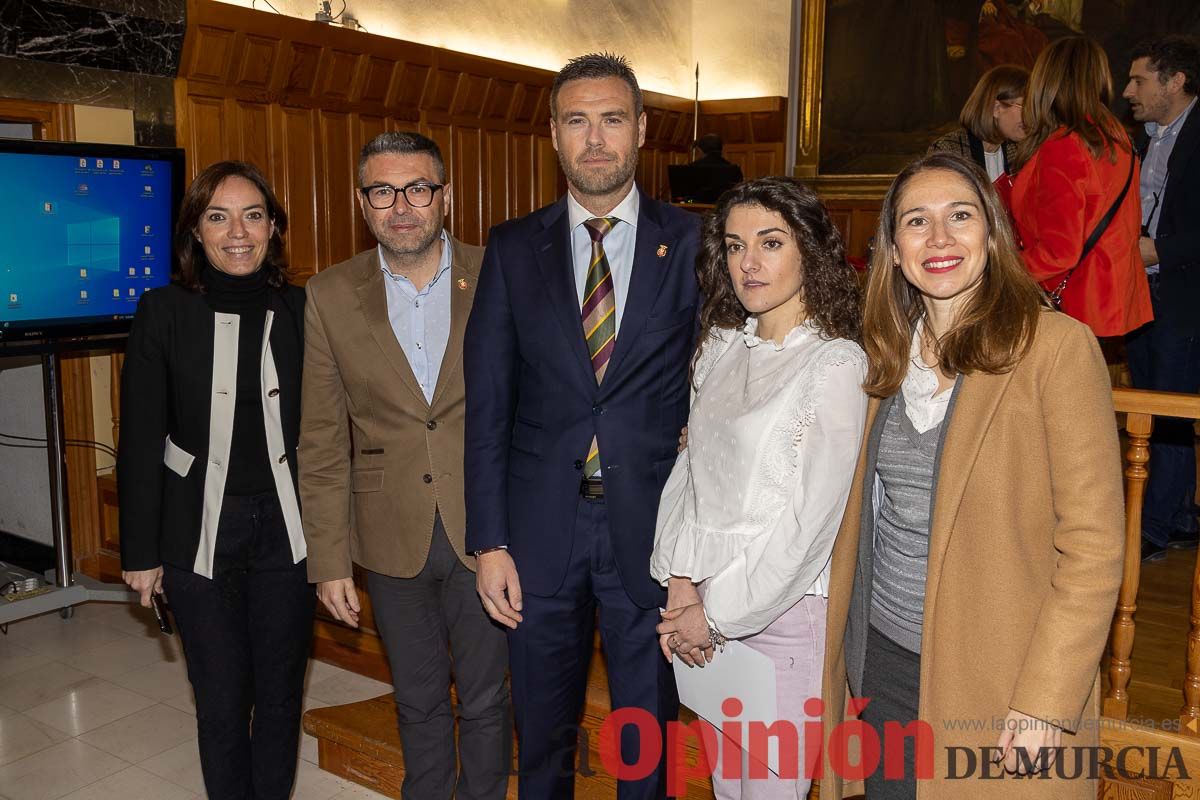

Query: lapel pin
left=457, top=277, right=469, bottom=290
left=656, top=244, right=669, bottom=258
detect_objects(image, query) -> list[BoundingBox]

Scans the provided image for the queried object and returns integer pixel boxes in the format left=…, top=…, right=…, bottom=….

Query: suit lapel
left=354, top=250, right=428, bottom=408
left=533, top=200, right=594, bottom=387
left=1166, top=105, right=1200, bottom=199
left=430, top=236, right=476, bottom=408
left=924, top=368, right=1017, bottom=618
left=602, top=195, right=674, bottom=386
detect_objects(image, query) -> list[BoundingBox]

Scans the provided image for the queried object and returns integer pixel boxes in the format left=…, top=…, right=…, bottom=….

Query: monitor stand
left=0, top=353, right=135, bottom=626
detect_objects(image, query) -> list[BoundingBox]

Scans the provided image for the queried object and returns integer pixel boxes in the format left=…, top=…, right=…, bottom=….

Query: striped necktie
left=582, top=216, right=618, bottom=477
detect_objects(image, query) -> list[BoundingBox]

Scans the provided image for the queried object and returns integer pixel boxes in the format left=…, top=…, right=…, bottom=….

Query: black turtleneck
left=200, top=266, right=274, bottom=496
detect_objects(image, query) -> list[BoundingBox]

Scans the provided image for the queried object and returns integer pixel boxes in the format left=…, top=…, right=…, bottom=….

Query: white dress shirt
left=651, top=318, right=868, bottom=639
left=567, top=185, right=639, bottom=331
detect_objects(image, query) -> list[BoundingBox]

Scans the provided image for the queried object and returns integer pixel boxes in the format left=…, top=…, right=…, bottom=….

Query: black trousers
left=163, top=491, right=315, bottom=800
left=860, top=625, right=921, bottom=800
left=366, top=513, right=510, bottom=800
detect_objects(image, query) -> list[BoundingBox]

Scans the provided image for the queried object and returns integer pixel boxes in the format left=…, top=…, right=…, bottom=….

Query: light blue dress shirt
left=567, top=185, right=640, bottom=331
left=379, top=231, right=453, bottom=405
left=1140, top=97, right=1196, bottom=273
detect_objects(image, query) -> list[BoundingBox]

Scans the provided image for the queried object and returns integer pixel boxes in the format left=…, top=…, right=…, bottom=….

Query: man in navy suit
left=464, top=53, right=701, bottom=798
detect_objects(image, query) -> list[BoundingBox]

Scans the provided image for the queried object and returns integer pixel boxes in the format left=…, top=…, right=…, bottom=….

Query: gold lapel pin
left=457, top=277, right=469, bottom=290
left=656, top=244, right=668, bottom=258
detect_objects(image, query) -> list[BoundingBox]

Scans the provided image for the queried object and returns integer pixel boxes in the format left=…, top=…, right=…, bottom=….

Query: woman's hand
left=657, top=603, right=714, bottom=667
left=666, top=576, right=700, bottom=612
left=995, top=709, right=1061, bottom=774
left=122, top=567, right=164, bottom=608
left=677, top=426, right=689, bottom=453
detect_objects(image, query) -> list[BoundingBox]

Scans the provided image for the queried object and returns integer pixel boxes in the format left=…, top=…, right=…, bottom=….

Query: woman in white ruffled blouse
left=652, top=176, right=868, bottom=798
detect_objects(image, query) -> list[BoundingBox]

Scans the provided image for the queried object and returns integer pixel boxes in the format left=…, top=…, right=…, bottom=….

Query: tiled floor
left=0, top=602, right=395, bottom=800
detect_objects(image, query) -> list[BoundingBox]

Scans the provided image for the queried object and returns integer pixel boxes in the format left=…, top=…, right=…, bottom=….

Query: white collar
left=566, top=183, right=640, bottom=231
left=741, top=316, right=818, bottom=351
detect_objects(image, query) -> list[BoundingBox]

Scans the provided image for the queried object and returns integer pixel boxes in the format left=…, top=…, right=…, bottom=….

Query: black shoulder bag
left=1048, top=154, right=1136, bottom=309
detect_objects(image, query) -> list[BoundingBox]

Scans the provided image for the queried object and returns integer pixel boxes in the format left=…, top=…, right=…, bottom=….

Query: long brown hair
left=862, top=152, right=1046, bottom=398
left=1016, top=36, right=1129, bottom=168
left=696, top=176, right=861, bottom=365
left=175, top=161, right=290, bottom=291
left=959, top=63, right=1029, bottom=145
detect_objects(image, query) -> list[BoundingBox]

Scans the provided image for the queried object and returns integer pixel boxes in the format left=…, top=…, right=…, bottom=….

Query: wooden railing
left=1104, top=388, right=1200, bottom=731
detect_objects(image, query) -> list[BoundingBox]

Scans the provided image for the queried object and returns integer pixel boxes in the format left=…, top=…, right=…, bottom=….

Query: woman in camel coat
left=819, top=151, right=1124, bottom=799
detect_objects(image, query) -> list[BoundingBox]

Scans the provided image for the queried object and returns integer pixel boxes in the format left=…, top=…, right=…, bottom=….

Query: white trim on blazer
left=166, top=310, right=307, bottom=578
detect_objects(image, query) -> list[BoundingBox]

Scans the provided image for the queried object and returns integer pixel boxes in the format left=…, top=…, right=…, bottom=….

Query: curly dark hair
left=696, top=176, right=861, bottom=364
left=175, top=160, right=289, bottom=291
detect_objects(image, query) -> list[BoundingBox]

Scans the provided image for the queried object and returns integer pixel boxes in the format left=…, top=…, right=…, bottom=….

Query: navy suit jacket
left=464, top=190, right=701, bottom=609
left=1137, top=104, right=1200, bottom=336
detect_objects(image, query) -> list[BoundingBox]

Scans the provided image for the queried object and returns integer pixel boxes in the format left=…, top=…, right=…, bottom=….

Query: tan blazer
left=820, top=312, right=1124, bottom=800
left=299, top=236, right=482, bottom=583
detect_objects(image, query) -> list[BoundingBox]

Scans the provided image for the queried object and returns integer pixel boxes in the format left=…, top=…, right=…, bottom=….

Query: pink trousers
left=703, top=594, right=827, bottom=800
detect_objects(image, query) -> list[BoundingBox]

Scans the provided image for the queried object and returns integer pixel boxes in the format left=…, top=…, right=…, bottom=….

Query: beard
left=559, top=145, right=638, bottom=197
left=369, top=213, right=442, bottom=258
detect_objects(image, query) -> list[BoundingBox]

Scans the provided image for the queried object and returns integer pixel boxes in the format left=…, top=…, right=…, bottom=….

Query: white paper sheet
left=672, top=640, right=783, bottom=776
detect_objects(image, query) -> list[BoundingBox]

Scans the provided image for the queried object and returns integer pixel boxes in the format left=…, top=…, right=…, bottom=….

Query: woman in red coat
left=1011, top=36, right=1152, bottom=338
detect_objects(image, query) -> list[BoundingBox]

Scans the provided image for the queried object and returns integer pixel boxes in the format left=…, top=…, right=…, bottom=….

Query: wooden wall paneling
left=184, top=94, right=229, bottom=176
left=535, top=136, right=560, bottom=209
left=453, top=126, right=484, bottom=246
left=319, top=110, right=357, bottom=267
left=280, top=106, right=321, bottom=277
left=0, top=96, right=72, bottom=140
left=186, top=25, right=237, bottom=84
left=234, top=33, right=280, bottom=90
left=234, top=100, right=272, bottom=172
left=484, top=130, right=509, bottom=235
left=59, top=353, right=100, bottom=577
left=350, top=114, right=387, bottom=254
left=509, top=133, right=535, bottom=219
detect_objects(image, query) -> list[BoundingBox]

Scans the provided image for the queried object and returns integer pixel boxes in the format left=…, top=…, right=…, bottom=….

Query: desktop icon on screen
left=143, top=225, right=151, bottom=235
left=96, top=159, right=104, bottom=169
left=77, top=184, right=88, bottom=195
left=43, top=201, right=53, bottom=214
left=78, top=158, right=87, bottom=168
left=128, top=288, right=136, bottom=297
left=144, top=246, right=151, bottom=255
left=112, top=289, right=120, bottom=298
left=79, top=290, right=88, bottom=300
left=128, top=267, right=136, bottom=276
left=143, top=185, right=152, bottom=194
left=79, top=268, right=87, bottom=279
left=143, top=267, right=151, bottom=276
left=8, top=293, right=16, bottom=304
left=112, top=159, right=120, bottom=170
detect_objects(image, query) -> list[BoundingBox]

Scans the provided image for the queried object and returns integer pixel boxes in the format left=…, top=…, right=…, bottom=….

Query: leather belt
left=579, top=477, right=604, bottom=499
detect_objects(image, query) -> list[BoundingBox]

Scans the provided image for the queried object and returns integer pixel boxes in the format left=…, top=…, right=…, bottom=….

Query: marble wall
left=0, top=0, right=184, bottom=145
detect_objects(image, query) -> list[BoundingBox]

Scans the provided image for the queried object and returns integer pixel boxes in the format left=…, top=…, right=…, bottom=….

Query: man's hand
left=122, top=567, right=164, bottom=608
left=666, top=576, right=700, bottom=612
left=317, top=578, right=361, bottom=628
left=1139, top=236, right=1159, bottom=267
left=476, top=549, right=523, bottom=629
left=657, top=603, right=715, bottom=667
left=677, top=426, right=689, bottom=454
left=995, top=709, right=1062, bottom=774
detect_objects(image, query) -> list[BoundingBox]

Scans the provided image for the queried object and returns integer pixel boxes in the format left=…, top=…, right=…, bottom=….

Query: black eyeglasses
left=360, top=182, right=444, bottom=210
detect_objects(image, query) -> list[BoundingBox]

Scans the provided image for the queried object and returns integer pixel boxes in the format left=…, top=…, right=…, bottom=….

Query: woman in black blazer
left=118, top=161, right=313, bottom=800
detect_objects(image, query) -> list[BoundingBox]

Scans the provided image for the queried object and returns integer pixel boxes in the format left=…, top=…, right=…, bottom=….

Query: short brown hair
left=175, top=161, right=290, bottom=291
left=697, top=176, right=861, bottom=361
left=551, top=52, right=643, bottom=119
left=959, top=64, right=1029, bottom=144
left=1016, top=36, right=1129, bottom=168
left=862, top=152, right=1046, bottom=398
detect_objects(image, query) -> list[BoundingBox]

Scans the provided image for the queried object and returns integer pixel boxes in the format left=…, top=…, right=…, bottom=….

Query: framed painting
left=795, top=0, right=1200, bottom=196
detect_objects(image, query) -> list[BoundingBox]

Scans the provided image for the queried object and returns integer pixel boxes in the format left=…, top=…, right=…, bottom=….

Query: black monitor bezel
left=0, top=137, right=185, bottom=349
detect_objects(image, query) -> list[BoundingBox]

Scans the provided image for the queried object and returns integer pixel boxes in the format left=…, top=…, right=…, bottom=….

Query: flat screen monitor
left=0, top=138, right=185, bottom=346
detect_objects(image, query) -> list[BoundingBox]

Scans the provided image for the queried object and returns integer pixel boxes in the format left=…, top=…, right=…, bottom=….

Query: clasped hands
left=657, top=577, right=714, bottom=667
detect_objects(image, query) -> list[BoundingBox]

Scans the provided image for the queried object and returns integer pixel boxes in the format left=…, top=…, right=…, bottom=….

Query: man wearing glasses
left=299, top=131, right=509, bottom=800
